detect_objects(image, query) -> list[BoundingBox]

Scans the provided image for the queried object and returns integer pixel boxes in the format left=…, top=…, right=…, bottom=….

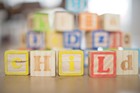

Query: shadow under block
left=28, top=13, right=50, bottom=32
left=54, top=12, right=74, bottom=31
left=109, top=31, right=122, bottom=48
left=46, top=31, right=63, bottom=49
left=5, top=50, right=29, bottom=75
left=63, top=30, right=82, bottom=49
left=27, top=31, right=45, bottom=49
left=86, top=30, right=109, bottom=49
left=122, top=32, right=131, bottom=48
left=89, top=51, right=116, bottom=78
left=79, top=12, right=99, bottom=31
left=66, top=0, right=87, bottom=13
left=58, top=50, right=84, bottom=76
left=30, top=51, right=55, bottom=76
left=116, top=50, right=138, bottom=75
left=100, top=14, right=120, bottom=31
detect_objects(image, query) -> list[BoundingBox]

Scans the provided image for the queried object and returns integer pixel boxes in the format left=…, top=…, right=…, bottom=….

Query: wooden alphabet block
left=27, top=13, right=34, bottom=30
left=54, top=12, right=74, bottom=31
left=5, top=50, right=29, bottom=75
left=30, top=51, right=55, bottom=76
left=79, top=12, right=99, bottom=31
left=100, top=14, right=120, bottom=31
left=63, top=30, right=82, bottom=49
left=89, top=51, right=116, bottom=78
left=109, top=31, right=122, bottom=48
left=66, top=0, right=87, bottom=13
left=122, top=32, right=131, bottom=48
left=33, top=13, right=50, bottom=32
left=46, top=31, right=63, bottom=49
left=27, top=31, right=45, bottom=49
left=116, top=50, right=138, bottom=75
left=86, top=30, right=109, bottom=49
left=59, top=50, right=84, bottom=76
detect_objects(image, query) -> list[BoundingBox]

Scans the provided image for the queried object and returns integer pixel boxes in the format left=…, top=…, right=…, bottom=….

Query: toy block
left=46, top=31, right=63, bottom=49
left=58, top=50, right=84, bottom=76
left=28, top=13, right=50, bottom=32
left=19, top=32, right=26, bottom=49
left=122, top=32, right=131, bottom=48
left=63, top=30, right=82, bottom=49
left=100, top=14, right=120, bottom=31
left=116, top=50, right=138, bottom=75
left=89, top=51, right=116, bottom=78
left=54, top=12, right=75, bottom=31
left=4, top=50, right=29, bottom=75
left=30, top=51, right=55, bottom=76
left=86, top=30, right=109, bottom=49
left=79, top=12, right=99, bottom=31
left=27, top=31, right=45, bottom=49
left=109, top=31, right=122, bottom=48
left=66, top=0, right=87, bottom=13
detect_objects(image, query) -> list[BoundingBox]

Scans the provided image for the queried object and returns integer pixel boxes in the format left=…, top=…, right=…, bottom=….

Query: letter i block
left=27, top=31, right=45, bottom=49
left=63, top=30, right=82, bottom=49
left=86, top=30, right=109, bottom=49
left=100, top=14, right=120, bottom=31
left=109, top=31, right=122, bottom=48
left=117, top=50, right=138, bottom=75
left=54, top=12, right=74, bottom=31
left=30, top=51, right=55, bottom=76
left=33, top=13, right=50, bottom=32
left=79, top=12, right=99, bottom=31
left=59, top=50, right=84, bottom=76
left=89, top=51, right=116, bottom=78
left=5, top=50, right=29, bottom=75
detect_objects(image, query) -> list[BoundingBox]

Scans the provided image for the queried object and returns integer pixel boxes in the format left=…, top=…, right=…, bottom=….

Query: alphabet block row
left=5, top=50, right=139, bottom=77
left=24, top=30, right=131, bottom=50
left=28, top=12, right=120, bottom=32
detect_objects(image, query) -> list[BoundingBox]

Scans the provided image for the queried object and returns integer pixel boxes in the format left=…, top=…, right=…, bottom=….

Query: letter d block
left=89, top=51, right=116, bottom=78
left=30, top=51, right=55, bottom=76
left=117, top=50, right=138, bottom=75
left=59, top=50, right=84, bottom=76
left=5, top=50, right=29, bottom=75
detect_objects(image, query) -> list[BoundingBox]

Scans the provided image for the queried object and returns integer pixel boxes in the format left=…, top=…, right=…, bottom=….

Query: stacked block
left=54, top=12, right=75, bottom=31
left=122, top=32, right=131, bottom=48
left=86, top=30, right=109, bottom=49
left=58, top=50, right=84, bottom=76
left=30, top=51, right=55, bottom=76
left=63, top=30, right=82, bottom=49
left=79, top=12, right=99, bottom=31
left=89, top=51, right=116, bottom=78
left=5, top=50, right=29, bottom=75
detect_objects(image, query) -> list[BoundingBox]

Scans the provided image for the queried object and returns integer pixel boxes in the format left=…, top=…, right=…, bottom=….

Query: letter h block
left=59, top=50, right=84, bottom=76
left=5, top=50, right=29, bottom=75
left=63, top=30, right=82, bottom=49
left=117, top=50, right=138, bottom=75
left=89, top=51, right=116, bottom=78
left=30, top=51, right=55, bottom=76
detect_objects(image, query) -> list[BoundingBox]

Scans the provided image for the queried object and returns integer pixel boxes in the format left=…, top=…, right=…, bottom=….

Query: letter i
left=69, top=56, right=75, bottom=71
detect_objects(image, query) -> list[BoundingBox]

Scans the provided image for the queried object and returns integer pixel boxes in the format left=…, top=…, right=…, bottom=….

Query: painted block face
left=109, top=32, right=122, bottom=48
left=122, top=33, right=131, bottom=48
left=46, top=31, right=63, bottom=49
left=79, top=13, right=99, bottom=31
left=63, top=30, right=82, bottom=49
left=117, top=50, right=138, bottom=75
left=33, top=13, right=50, bottom=32
left=59, top=50, right=84, bottom=76
left=101, top=14, right=120, bottom=31
left=89, top=51, right=116, bottom=78
left=86, top=30, right=109, bottom=49
left=27, top=31, right=45, bottom=49
left=66, top=0, right=87, bottom=13
left=55, top=12, right=74, bottom=31
left=30, top=51, right=55, bottom=76
left=27, top=14, right=34, bottom=30
left=5, top=50, right=29, bottom=75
